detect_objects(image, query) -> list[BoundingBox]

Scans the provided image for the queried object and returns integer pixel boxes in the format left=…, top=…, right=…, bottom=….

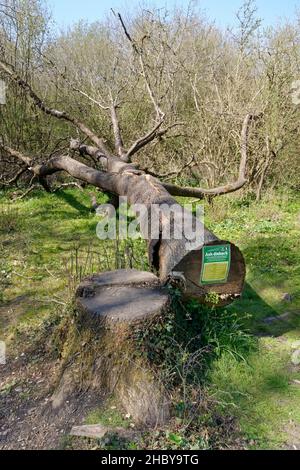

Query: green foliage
left=134, top=286, right=256, bottom=396
left=1, top=187, right=300, bottom=449
left=0, top=186, right=148, bottom=334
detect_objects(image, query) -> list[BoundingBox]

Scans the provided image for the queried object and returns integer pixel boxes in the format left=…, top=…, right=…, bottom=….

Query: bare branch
left=14, top=184, right=40, bottom=200
left=256, top=135, right=272, bottom=201
left=162, top=179, right=247, bottom=200
left=1, top=144, right=32, bottom=166
left=0, top=59, right=111, bottom=155
left=126, top=121, right=183, bottom=159
left=143, top=155, right=196, bottom=181
left=1, top=166, right=28, bottom=186
left=138, top=53, right=165, bottom=121
left=116, top=12, right=138, bottom=53
left=126, top=120, right=164, bottom=159
left=42, top=54, right=110, bottom=111
left=110, top=100, right=126, bottom=160
left=161, top=113, right=260, bottom=199
left=117, top=12, right=164, bottom=121
left=70, top=139, right=139, bottom=173
left=43, top=55, right=129, bottom=161
left=239, top=112, right=260, bottom=180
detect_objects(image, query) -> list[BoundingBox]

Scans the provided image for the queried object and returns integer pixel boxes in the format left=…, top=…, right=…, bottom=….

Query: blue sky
left=48, top=0, right=299, bottom=29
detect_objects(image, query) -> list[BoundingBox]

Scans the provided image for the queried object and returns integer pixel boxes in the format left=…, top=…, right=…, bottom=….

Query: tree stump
left=51, top=269, right=171, bottom=426
left=76, top=269, right=169, bottom=325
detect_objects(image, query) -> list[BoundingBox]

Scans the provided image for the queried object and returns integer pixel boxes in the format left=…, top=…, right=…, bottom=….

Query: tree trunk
left=32, top=154, right=246, bottom=306
left=51, top=270, right=170, bottom=426
left=0, top=62, right=257, bottom=307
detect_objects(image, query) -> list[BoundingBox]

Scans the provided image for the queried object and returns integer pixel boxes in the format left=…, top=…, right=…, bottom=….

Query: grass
left=202, top=189, right=300, bottom=449
left=0, top=186, right=300, bottom=449
left=0, top=187, right=148, bottom=335
left=208, top=342, right=299, bottom=449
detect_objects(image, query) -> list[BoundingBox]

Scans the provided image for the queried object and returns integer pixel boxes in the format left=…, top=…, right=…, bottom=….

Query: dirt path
left=0, top=348, right=100, bottom=449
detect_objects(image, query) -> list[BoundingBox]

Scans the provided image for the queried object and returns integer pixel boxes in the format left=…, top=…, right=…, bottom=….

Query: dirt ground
left=0, top=343, right=102, bottom=450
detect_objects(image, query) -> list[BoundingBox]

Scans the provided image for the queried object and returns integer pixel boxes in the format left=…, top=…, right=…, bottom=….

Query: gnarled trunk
left=30, top=153, right=246, bottom=306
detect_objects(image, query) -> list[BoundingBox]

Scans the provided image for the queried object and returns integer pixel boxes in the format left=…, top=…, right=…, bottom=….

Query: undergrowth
left=136, top=287, right=256, bottom=390
left=1, top=187, right=300, bottom=449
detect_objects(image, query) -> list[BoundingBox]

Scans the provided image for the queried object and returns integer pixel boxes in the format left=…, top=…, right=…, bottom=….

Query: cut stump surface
left=76, top=269, right=169, bottom=325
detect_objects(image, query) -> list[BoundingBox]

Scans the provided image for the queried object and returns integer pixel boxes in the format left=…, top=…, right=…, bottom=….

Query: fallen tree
left=1, top=131, right=248, bottom=305
left=0, top=43, right=260, bottom=304
left=0, top=11, right=261, bottom=427
left=0, top=15, right=262, bottom=307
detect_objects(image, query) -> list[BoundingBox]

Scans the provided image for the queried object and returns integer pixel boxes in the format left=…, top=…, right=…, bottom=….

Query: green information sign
left=200, top=244, right=231, bottom=285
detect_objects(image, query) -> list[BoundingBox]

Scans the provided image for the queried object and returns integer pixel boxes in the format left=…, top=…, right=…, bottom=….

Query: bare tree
left=1, top=5, right=278, bottom=305
left=0, top=24, right=253, bottom=302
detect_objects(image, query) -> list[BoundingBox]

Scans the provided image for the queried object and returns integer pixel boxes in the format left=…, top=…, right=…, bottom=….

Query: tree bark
left=51, top=270, right=170, bottom=426
left=27, top=153, right=246, bottom=305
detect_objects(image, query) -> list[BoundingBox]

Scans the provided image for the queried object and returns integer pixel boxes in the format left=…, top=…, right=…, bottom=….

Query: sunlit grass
left=0, top=187, right=300, bottom=448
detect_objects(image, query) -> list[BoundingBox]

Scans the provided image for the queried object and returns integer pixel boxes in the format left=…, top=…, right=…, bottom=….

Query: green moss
left=85, top=401, right=129, bottom=428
